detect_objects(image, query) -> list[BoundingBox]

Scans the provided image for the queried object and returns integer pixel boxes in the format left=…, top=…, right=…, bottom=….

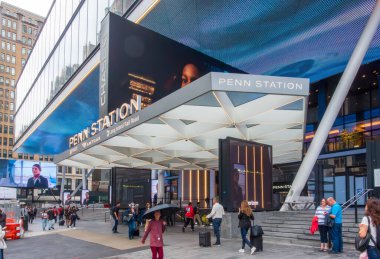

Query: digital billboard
left=0, top=160, right=57, bottom=188
left=100, top=12, right=242, bottom=117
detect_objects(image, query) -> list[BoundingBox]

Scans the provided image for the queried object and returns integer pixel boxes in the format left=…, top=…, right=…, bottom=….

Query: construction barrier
left=5, top=222, right=21, bottom=240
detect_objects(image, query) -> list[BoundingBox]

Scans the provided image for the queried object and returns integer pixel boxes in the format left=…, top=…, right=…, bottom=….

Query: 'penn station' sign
left=69, top=95, right=141, bottom=148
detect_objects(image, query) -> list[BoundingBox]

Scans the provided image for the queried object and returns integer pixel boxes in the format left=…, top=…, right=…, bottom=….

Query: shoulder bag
left=355, top=216, right=371, bottom=252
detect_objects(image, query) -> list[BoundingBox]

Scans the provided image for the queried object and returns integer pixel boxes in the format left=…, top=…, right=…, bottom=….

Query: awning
left=55, top=72, right=309, bottom=169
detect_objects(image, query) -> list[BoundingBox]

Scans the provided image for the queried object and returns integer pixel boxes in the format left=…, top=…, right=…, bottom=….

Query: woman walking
left=238, top=200, right=255, bottom=255
left=141, top=210, right=166, bottom=259
left=41, top=210, right=48, bottom=231
left=358, top=198, right=380, bottom=259
left=315, top=198, right=331, bottom=252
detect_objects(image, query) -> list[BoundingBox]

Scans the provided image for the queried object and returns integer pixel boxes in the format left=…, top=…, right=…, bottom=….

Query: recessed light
left=357, top=87, right=361, bottom=90
left=373, top=82, right=377, bottom=86
left=362, top=74, right=366, bottom=78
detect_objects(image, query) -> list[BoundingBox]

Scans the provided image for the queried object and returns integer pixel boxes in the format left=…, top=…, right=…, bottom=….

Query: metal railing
left=342, top=188, right=372, bottom=224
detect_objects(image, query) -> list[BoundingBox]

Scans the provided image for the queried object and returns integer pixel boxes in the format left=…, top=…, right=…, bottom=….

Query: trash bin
left=23, top=215, right=28, bottom=231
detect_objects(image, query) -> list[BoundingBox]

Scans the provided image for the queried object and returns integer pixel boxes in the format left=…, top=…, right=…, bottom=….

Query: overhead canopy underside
left=57, top=73, right=309, bottom=170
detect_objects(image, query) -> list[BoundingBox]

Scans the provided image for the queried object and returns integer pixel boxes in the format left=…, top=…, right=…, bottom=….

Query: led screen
left=101, top=13, right=241, bottom=117
left=0, top=159, right=57, bottom=188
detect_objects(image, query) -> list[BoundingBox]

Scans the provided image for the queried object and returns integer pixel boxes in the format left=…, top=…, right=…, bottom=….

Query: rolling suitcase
left=250, top=236, right=263, bottom=251
left=59, top=220, right=65, bottom=226
left=199, top=230, right=211, bottom=247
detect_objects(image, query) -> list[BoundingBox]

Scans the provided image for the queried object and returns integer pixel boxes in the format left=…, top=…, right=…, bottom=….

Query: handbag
left=355, top=216, right=371, bottom=252
left=325, top=214, right=334, bottom=228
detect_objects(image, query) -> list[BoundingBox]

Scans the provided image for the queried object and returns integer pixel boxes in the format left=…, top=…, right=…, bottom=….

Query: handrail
left=342, top=188, right=373, bottom=212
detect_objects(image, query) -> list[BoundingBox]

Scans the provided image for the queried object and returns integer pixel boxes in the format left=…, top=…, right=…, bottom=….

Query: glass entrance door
left=347, top=166, right=367, bottom=206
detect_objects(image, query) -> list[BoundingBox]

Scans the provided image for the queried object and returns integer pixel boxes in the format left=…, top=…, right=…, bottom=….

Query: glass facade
left=15, top=0, right=131, bottom=141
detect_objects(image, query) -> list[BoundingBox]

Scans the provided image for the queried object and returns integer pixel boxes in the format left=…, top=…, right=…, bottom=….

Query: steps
left=260, top=209, right=363, bottom=246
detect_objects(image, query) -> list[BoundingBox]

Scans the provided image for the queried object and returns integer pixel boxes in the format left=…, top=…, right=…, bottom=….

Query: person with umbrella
left=141, top=210, right=166, bottom=259
left=142, top=204, right=180, bottom=259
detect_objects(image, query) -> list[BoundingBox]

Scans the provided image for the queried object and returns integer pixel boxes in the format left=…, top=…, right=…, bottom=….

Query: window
left=0, top=101, right=3, bottom=109
left=10, top=103, right=13, bottom=111
left=9, top=126, right=13, bottom=134
left=27, top=49, right=31, bottom=55
left=10, top=91, right=14, bottom=99
left=34, top=29, right=37, bottom=36
left=11, top=44, right=15, bottom=52
left=18, top=153, right=22, bottom=159
left=27, top=38, right=32, bottom=46
left=6, top=43, right=9, bottom=51
left=0, top=89, right=3, bottom=97
left=10, top=80, right=14, bottom=87
left=3, top=138, right=7, bottom=146
left=0, top=65, right=4, bottom=72
left=11, top=68, right=15, bottom=75
left=4, top=113, right=8, bottom=122
left=4, top=126, right=8, bottom=134
left=11, top=56, right=15, bottom=64
left=1, top=19, right=5, bottom=26
left=22, top=47, right=26, bottom=55
left=9, top=115, right=13, bottom=122
left=5, top=67, right=9, bottom=74
left=7, top=31, right=10, bottom=39
left=9, top=138, right=13, bottom=146
left=2, top=150, right=6, bottom=158
left=0, top=77, right=3, bottom=85
left=22, top=25, right=27, bottom=33
left=0, top=113, right=2, bottom=121
left=27, top=27, right=32, bottom=34
left=1, top=30, right=5, bottom=37
left=0, top=126, right=2, bottom=133
left=12, top=21, right=16, bottom=30
left=1, top=42, right=4, bottom=49
left=21, top=59, right=25, bottom=66
left=5, top=79, right=9, bottom=86
left=0, top=53, right=3, bottom=61
left=5, top=90, right=8, bottom=98
left=4, top=102, right=8, bottom=110
left=23, top=154, right=27, bottom=159
left=22, top=36, right=26, bottom=43
left=12, top=33, right=16, bottom=41
left=8, top=150, right=12, bottom=158
left=6, top=55, right=9, bottom=62
left=7, top=20, right=10, bottom=28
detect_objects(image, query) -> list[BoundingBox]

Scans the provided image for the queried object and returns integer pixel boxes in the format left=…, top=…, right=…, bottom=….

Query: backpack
left=371, top=223, right=380, bottom=250
left=250, top=225, right=264, bottom=237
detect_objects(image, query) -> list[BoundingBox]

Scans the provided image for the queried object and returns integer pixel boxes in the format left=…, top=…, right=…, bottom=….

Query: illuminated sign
left=69, top=95, right=141, bottom=148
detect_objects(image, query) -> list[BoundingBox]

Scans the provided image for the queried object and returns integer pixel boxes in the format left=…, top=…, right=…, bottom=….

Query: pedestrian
left=53, top=206, right=58, bottom=223
left=112, top=201, right=120, bottom=233
left=41, top=209, right=48, bottom=231
left=58, top=206, right=64, bottom=221
left=194, top=202, right=202, bottom=226
left=238, top=200, right=255, bottom=254
left=182, top=202, right=195, bottom=232
left=64, top=205, right=72, bottom=228
left=47, top=208, right=55, bottom=230
left=70, top=206, right=78, bottom=229
left=0, top=209, right=6, bottom=228
left=33, top=207, right=37, bottom=219
left=358, top=198, right=380, bottom=259
left=0, top=224, right=6, bottom=259
left=141, top=210, right=166, bottom=259
left=206, top=197, right=225, bottom=246
left=127, top=203, right=137, bottom=239
left=327, top=197, right=343, bottom=254
left=145, top=203, right=152, bottom=232
left=28, top=206, right=34, bottom=224
left=315, top=198, right=331, bottom=252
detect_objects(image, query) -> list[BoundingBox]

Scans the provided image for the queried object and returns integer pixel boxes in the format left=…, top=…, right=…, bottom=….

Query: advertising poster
left=0, top=187, right=17, bottom=199
left=81, top=189, right=90, bottom=206
left=63, top=192, right=71, bottom=206
left=233, top=164, right=246, bottom=208
left=0, top=159, right=57, bottom=188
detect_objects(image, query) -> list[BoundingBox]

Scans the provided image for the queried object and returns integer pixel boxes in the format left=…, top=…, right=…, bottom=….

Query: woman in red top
left=141, top=210, right=166, bottom=259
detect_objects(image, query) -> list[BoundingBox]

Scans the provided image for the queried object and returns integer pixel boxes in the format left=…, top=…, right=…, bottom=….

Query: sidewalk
left=4, top=219, right=360, bottom=259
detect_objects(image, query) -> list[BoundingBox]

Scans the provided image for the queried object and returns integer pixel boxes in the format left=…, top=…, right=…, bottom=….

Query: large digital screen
left=100, top=13, right=242, bottom=117
left=0, top=160, right=57, bottom=188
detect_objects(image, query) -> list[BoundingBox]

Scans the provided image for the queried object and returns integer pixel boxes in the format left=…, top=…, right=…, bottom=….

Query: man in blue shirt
left=327, top=197, right=343, bottom=253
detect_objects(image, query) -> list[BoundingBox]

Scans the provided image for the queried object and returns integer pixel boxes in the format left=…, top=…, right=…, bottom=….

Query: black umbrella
left=143, top=204, right=180, bottom=220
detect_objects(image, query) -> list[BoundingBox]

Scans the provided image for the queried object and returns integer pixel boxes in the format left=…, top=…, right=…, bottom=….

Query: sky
left=3, top=0, right=53, bottom=17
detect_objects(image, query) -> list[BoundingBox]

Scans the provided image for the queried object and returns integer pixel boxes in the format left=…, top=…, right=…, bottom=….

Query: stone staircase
left=259, top=209, right=363, bottom=246
left=77, top=207, right=110, bottom=222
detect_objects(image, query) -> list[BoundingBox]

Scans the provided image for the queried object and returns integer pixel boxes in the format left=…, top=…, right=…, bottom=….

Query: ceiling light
left=357, top=87, right=361, bottom=90
left=362, top=74, right=366, bottom=78
left=315, top=89, right=319, bottom=93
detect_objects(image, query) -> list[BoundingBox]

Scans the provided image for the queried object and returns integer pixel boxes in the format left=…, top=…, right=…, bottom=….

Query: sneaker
left=213, top=242, right=221, bottom=246
left=251, top=247, right=256, bottom=255
left=238, top=249, right=245, bottom=253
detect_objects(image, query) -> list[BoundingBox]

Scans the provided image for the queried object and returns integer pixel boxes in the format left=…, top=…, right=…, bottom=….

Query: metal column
left=82, top=169, right=87, bottom=190
left=157, top=170, right=165, bottom=204
left=281, top=0, right=380, bottom=210
left=59, top=166, right=67, bottom=205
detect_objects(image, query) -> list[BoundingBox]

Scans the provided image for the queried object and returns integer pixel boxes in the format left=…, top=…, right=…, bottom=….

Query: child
left=141, top=210, right=166, bottom=259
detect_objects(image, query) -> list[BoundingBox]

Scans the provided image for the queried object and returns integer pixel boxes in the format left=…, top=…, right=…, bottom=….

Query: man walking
left=327, top=197, right=343, bottom=253
left=182, top=202, right=195, bottom=232
left=47, top=207, right=55, bottom=230
left=206, top=197, right=224, bottom=246
left=112, top=201, right=120, bottom=233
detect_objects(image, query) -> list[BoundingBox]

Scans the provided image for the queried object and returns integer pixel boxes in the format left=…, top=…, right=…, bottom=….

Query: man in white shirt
left=206, top=197, right=224, bottom=245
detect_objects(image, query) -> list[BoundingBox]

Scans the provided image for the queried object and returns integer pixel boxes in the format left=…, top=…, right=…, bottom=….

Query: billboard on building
left=0, top=159, right=57, bottom=188
left=99, top=12, right=241, bottom=117
left=0, top=187, right=17, bottom=199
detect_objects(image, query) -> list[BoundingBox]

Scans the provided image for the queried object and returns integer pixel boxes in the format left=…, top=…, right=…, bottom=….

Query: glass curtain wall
left=15, top=0, right=121, bottom=141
